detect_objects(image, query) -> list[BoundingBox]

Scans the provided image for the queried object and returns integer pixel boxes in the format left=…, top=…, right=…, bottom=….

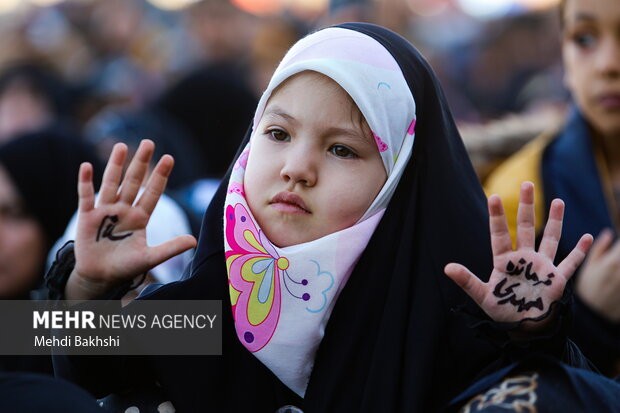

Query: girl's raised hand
left=445, top=182, right=593, bottom=330
left=66, top=140, right=197, bottom=300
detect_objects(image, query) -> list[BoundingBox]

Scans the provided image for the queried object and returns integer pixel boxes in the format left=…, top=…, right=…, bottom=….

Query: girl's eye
left=269, top=129, right=290, bottom=142
left=572, top=32, right=597, bottom=49
left=330, top=144, right=357, bottom=159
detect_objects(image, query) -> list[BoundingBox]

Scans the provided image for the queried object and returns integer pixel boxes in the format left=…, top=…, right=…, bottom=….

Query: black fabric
left=446, top=354, right=620, bottom=413
left=0, top=354, right=53, bottom=377
left=39, top=241, right=77, bottom=301
left=54, top=23, right=508, bottom=411
left=571, top=293, right=620, bottom=376
left=0, top=372, right=101, bottom=412
left=0, top=127, right=104, bottom=250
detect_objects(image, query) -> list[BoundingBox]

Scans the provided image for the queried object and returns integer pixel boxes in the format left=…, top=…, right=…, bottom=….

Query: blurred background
left=4, top=0, right=620, bottom=383
left=4, top=0, right=620, bottom=380
left=0, top=0, right=568, bottom=219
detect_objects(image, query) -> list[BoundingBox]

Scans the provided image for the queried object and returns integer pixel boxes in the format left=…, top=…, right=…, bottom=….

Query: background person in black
left=0, top=128, right=103, bottom=376
left=0, top=128, right=103, bottom=302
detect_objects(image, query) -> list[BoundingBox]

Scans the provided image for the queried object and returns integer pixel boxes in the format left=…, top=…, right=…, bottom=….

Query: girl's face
left=562, top=0, right=620, bottom=138
left=0, top=165, right=46, bottom=298
left=245, top=72, right=387, bottom=247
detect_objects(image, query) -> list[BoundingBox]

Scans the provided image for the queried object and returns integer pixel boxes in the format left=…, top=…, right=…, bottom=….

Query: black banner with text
left=0, top=300, right=222, bottom=355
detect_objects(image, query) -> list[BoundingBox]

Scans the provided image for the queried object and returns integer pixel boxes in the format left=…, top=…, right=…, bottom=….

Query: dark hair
left=558, top=0, right=567, bottom=30
left=0, top=61, right=74, bottom=118
left=0, top=127, right=104, bottom=248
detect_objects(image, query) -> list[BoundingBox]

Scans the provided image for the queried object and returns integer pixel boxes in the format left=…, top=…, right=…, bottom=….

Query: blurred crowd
left=0, top=0, right=568, bottom=185
left=0, top=0, right=574, bottom=317
left=0, top=0, right=589, bottom=370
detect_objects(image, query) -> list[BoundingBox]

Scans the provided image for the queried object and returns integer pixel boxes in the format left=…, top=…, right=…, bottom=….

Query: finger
left=444, top=263, right=487, bottom=306
left=118, top=140, right=155, bottom=205
left=557, top=233, right=594, bottom=280
left=586, top=228, right=614, bottom=263
left=98, top=143, right=128, bottom=205
left=78, top=162, right=95, bottom=213
left=488, top=195, right=513, bottom=257
left=516, top=181, right=536, bottom=250
left=147, top=235, right=197, bottom=269
left=135, top=155, right=174, bottom=216
left=597, top=236, right=620, bottom=269
left=538, top=199, right=564, bottom=260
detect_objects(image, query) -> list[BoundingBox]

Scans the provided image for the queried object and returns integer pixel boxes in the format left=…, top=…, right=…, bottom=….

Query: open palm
left=72, top=140, right=196, bottom=294
left=445, top=182, right=593, bottom=327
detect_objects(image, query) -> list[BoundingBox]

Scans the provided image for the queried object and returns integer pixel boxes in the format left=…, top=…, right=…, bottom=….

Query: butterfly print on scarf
left=225, top=203, right=311, bottom=352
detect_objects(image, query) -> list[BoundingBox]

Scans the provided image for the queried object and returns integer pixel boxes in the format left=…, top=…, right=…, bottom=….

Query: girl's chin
left=263, top=226, right=319, bottom=248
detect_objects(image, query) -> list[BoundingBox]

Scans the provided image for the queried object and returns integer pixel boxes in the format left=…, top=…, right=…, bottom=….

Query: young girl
left=485, top=0, right=620, bottom=376
left=51, top=23, right=591, bottom=411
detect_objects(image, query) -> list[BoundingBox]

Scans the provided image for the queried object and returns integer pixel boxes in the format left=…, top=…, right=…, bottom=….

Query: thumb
left=444, top=263, right=486, bottom=306
left=147, top=235, right=197, bottom=269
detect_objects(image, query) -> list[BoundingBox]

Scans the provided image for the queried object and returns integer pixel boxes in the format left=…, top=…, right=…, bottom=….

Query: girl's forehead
left=564, top=0, right=620, bottom=21
left=262, top=72, right=352, bottom=117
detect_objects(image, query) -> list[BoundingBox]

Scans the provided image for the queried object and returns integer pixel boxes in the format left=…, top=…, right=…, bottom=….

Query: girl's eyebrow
left=572, top=12, right=597, bottom=22
left=263, top=105, right=372, bottom=144
left=263, top=106, right=298, bottom=125
left=323, top=126, right=373, bottom=145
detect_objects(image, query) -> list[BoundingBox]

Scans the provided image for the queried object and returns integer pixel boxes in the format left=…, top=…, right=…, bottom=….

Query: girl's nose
left=280, top=144, right=318, bottom=187
left=596, top=37, right=620, bottom=78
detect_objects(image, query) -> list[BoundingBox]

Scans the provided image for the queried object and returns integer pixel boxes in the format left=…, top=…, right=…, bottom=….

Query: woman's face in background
left=562, top=0, right=620, bottom=138
left=0, top=165, right=46, bottom=298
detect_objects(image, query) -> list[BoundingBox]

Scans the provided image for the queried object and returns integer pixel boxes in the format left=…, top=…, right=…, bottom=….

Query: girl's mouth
left=597, top=93, right=620, bottom=110
left=270, top=192, right=311, bottom=214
